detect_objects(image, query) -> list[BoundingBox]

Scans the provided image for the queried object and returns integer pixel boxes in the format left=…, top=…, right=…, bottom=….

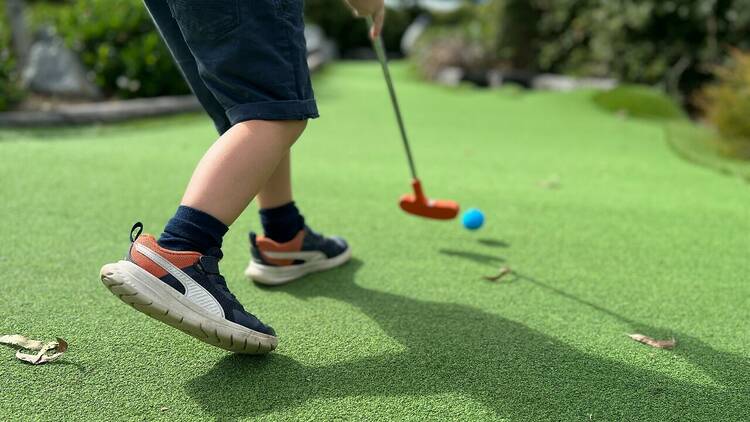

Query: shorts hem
left=227, top=99, right=319, bottom=124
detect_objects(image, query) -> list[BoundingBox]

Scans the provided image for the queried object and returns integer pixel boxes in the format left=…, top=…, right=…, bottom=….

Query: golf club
left=368, top=17, right=460, bottom=220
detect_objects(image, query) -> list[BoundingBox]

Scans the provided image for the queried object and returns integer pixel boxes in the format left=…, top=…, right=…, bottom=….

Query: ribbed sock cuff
left=259, top=201, right=305, bottom=243
left=158, top=205, right=228, bottom=256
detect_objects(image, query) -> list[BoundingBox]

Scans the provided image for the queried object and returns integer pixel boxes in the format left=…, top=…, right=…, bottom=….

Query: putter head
left=399, top=179, right=459, bottom=220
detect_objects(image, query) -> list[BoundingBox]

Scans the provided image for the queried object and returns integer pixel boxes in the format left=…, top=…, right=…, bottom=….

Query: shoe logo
left=262, top=250, right=327, bottom=263
left=134, top=243, right=225, bottom=318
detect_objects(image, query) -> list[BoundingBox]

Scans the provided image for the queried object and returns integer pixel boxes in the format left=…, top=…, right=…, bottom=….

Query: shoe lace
left=206, top=272, right=241, bottom=304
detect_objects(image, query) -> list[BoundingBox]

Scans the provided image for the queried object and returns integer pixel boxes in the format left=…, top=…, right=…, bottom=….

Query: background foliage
left=31, top=0, right=190, bottom=99
left=699, top=49, right=750, bottom=158
left=483, top=0, right=750, bottom=102
left=0, top=5, right=25, bottom=111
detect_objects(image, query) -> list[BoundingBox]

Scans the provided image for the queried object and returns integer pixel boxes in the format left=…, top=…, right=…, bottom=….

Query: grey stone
left=487, top=70, right=504, bottom=88
left=305, top=24, right=336, bottom=72
left=305, top=25, right=324, bottom=54
left=401, top=14, right=431, bottom=55
left=22, top=28, right=101, bottom=99
left=435, top=66, right=464, bottom=86
left=532, top=74, right=617, bottom=92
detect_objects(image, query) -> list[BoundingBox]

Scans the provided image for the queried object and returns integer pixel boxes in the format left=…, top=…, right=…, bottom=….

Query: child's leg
left=157, top=120, right=304, bottom=254
left=255, top=152, right=307, bottom=243
left=182, top=120, right=306, bottom=225
left=257, top=152, right=293, bottom=210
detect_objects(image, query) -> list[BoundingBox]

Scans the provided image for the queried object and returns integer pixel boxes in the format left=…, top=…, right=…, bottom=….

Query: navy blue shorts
left=144, top=0, right=318, bottom=134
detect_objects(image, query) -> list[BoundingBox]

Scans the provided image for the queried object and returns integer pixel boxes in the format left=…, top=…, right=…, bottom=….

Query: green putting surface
left=1, top=62, right=748, bottom=421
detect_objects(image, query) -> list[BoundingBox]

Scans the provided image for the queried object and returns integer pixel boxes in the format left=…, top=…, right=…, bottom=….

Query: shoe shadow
left=184, top=260, right=749, bottom=419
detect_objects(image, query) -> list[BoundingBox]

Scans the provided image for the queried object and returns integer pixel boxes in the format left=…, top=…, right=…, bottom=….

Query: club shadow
left=438, top=249, right=505, bottom=266
left=477, top=238, right=510, bottom=248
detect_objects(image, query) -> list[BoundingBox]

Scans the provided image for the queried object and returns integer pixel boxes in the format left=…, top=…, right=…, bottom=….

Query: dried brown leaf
left=628, top=334, right=676, bottom=349
left=56, top=337, right=68, bottom=353
left=483, top=266, right=512, bottom=282
left=539, top=174, right=561, bottom=190
left=0, top=334, right=68, bottom=365
left=0, top=334, right=46, bottom=350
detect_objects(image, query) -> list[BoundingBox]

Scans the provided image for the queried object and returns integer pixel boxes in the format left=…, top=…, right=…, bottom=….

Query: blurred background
left=1, top=0, right=750, bottom=160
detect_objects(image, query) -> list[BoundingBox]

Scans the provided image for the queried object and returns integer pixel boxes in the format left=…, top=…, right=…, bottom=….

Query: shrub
left=0, top=5, right=25, bottom=111
left=593, top=85, right=686, bottom=121
left=411, top=21, right=488, bottom=82
left=475, top=0, right=750, bottom=102
left=699, top=49, right=750, bottom=159
left=479, top=0, right=539, bottom=70
left=32, top=0, right=189, bottom=99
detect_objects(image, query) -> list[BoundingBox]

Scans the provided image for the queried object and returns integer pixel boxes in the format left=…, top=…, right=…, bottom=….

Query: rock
left=21, top=28, right=100, bottom=99
left=401, top=14, right=431, bottom=56
left=305, top=24, right=337, bottom=72
left=487, top=70, right=504, bottom=88
left=305, top=25, right=324, bottom=54
left=532, top=74, right=617, bottom=92
left=435, top=66, right=464, bottom=86
left=485, top=69, right=536, bottom=89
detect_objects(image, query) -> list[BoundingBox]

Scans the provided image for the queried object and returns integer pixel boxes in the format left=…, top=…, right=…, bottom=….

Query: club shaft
left=368, top=19, right=418, bottom=179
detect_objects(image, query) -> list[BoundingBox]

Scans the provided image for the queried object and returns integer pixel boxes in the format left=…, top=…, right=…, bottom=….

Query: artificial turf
left=1, top=62, right=749, bottom=421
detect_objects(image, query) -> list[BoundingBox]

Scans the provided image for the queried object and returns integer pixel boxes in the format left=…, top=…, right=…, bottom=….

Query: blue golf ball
left=461, top=208, right=485, bottom=230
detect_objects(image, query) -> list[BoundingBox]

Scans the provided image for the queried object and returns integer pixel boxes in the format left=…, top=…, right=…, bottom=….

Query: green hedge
left=699, top=49, right=750, bottom=159
left=32, top=0, right=189, bottom=99
left=592, top=85, right=687, bottom=121
left=480, top=0, right=750, bottom=100
left=0, top=5, right=25, bottom=111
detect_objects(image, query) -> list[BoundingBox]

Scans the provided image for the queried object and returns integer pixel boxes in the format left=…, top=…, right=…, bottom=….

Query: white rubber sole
left=100, top=260, right=277, bottom=354
left=245, top=247, right=352, bottom=286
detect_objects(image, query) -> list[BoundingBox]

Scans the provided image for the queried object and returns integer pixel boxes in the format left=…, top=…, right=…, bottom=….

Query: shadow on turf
left=438, top=249, right=504, bottom=266
left=477, top=238, right=510, bottom=248
left=185, top=259, right=749, bottom=419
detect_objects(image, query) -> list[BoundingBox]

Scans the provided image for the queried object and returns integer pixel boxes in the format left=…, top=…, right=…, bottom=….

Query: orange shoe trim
left=130, top=234, right=201, bottom=278
left=256, top=230, right=305, bottom=266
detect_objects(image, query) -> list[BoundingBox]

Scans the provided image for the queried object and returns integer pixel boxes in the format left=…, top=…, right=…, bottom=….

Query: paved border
left=0, top=95, right=202, bottom=127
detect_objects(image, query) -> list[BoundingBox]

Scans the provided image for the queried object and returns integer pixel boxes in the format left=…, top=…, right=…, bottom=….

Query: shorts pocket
left=168, top=0, right=240, bottom=41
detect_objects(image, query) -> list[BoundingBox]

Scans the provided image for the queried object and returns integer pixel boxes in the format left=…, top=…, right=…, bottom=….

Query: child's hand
left=344, top=0, right=385, bottom=39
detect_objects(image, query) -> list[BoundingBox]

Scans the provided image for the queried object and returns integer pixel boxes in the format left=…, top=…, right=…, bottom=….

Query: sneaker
left=245, top=226, right=351, bottom=285
left=100, top=223, right=277, bottom=354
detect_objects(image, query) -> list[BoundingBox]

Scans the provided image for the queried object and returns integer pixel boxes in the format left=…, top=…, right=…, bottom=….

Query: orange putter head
left=399, top=179, right=460, bottom=220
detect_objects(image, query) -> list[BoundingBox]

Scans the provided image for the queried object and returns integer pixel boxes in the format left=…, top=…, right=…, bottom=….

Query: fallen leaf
left=0, top=334, right=46, bottom=350
left=56, top=337, right=68, bottom=353
left=0, top=334, right=68, bottom=365
left=539, top=174, right=561, bottom=190
left=483, top=266, right=512, bottom=282
left=628, top=334, right=676, bottom=349
left=160, top=407, right=169, bottom=412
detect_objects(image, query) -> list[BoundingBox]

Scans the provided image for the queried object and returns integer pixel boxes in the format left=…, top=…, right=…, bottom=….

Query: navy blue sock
left=158, top=205, right=228, bottom=257
left=259, top=201, right=305, bottom=243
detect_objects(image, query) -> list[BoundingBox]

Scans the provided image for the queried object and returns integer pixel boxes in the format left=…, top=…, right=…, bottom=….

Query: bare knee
left=284, top=119, right=308, bottom=143
left=233, top=119, right=307, bottom=147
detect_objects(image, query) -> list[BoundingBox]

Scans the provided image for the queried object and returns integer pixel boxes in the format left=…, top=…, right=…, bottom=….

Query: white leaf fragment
left=0, top=334, right=68, bottom=365
left=628, top=334, right=676, bottom=349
